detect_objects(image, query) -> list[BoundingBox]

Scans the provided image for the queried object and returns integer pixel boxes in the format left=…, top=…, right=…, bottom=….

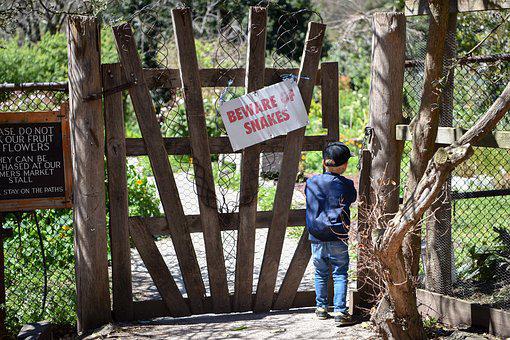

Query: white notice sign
left=219, top=79, right=309, bottom=151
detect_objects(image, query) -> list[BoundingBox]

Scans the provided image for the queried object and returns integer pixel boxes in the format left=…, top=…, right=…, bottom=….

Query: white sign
left=219, top=79, right=309, bottom=151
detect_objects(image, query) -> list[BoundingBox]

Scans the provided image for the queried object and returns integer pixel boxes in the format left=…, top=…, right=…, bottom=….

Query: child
left=305, top=142, right=357, bottom=327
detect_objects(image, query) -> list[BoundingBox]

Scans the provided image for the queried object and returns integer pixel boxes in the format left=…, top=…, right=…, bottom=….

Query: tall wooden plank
left=172, top=8, right=230, bottom=313
left=67, top=15, right=111, bottom=332
left=322, top=62, right=340, bottom=142
left=103, top=63, right=134, bottom=321
left=233, top=6, right=267, bottom=312
left=353, top=150, right=375, bottom=313
left=129, top=218, right=190, bottom=316
left=112, top=23, right=206, bottom=313
left=369, top=12, right=405, bottom=221
left=254, top=22, right=326, bottom=312
left=273, top=229, right=312, bottom=309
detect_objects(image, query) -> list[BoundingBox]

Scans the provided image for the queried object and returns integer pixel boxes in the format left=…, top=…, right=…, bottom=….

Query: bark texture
left=374, top=79, right=510, bottom=339
left=405, top=0, right=451, bottom=280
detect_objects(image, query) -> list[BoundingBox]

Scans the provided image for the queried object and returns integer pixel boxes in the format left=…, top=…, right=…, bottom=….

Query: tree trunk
left=373, top=79, right=510, bottom=339
left=404, top=0, right=451, bottom=278
left=373, top=249, right=426, bottom=339
left=425, top=12, right=457, bottom=295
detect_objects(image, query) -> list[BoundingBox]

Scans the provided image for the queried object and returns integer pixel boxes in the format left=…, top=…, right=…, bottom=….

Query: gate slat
left=274, top=62, right=339, bottom=309
left=273, top=229, right=312, bottom=309
left=322, top=62, right=340, bottom=142
left=172, top=8, right=231, bottom=313
left=233, top=6, right=267, bottom=312
left=112, top=24, right=206, bottom=314
left=103, top=63, right=134, bottom=321
left=254, top=22, right=326, bottom=312
left=129, top=218, right=190, bottom=316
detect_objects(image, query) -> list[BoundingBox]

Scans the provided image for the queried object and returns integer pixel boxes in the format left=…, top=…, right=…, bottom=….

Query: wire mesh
left=403, top=11, right=510, bottom=310
left=0, top=87, right=74, bottom=335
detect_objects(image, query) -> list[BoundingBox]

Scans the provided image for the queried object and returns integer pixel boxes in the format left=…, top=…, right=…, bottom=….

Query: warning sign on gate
left=219, top=79, right=309, bottom=151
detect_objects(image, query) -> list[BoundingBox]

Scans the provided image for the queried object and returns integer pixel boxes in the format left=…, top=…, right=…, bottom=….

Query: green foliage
left=3, top=161, right=161, bottom=335
left=0, top=33, right=68, bottom=83
left=126, top=163, right=162, bottom=217
left=464, top=226, right=510, bottom=282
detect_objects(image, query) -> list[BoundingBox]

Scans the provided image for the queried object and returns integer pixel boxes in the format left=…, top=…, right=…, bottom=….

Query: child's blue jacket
left=305, top=172, right=357, bottom=242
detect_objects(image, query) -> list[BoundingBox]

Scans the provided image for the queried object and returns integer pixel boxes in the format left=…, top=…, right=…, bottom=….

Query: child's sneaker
left=334, top=312, right=356, bottom=327
left=315, top=307, right=330, bottom=320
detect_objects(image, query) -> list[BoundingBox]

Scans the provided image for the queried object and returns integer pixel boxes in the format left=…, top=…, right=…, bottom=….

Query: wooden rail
left=125, top=135, right=332, bottom=156
left=396, top=124, right=510, bottom=149
left=130, top=209, right=306, bottom=236
left=405, top=0, right=510, bottom=16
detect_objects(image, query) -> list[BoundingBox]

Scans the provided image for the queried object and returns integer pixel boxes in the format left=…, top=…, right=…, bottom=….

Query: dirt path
left=83, top=308, right=377, bottom=339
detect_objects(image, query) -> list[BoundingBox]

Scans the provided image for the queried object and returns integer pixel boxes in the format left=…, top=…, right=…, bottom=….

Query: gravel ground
left=83, top=308, right=378, bottom=339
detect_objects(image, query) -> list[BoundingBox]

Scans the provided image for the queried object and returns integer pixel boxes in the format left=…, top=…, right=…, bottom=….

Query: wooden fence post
left=369, top=12, right=406, bottom=217
left=360, top=12, right=405, bottom=309
left=103, top=63, right=134, bottom=321
left=234, top=6, right=267, bottom=312
left=67, top=16, right=111, bottom=332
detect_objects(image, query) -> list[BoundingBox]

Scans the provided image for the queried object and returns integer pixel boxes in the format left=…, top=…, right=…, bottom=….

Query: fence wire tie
left=280, top=73, right=310, bottom=82
left=216, top=78, right=234, bottom=116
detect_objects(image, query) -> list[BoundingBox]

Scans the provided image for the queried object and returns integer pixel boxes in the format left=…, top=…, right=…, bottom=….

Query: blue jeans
left=311, top=241, right=349, bottom=313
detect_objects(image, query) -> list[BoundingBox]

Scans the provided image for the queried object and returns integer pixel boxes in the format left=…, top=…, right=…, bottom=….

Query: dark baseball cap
left=323, top=142, right=354, bottom=167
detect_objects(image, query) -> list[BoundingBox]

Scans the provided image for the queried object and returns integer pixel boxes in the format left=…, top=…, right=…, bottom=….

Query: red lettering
left=244, top=122, right=253, bottom=134
left=260, top=116, right=269, bottom=129
left=267, top=112, right=277, bottom=126
left=235, top=108, right=244, bottom=121
left=254, top=102, right=262, bottom=114
left=243, top=104, right=254, bottom=117
left=282, top=109, right=290, bottom=121
left=227, top=111, right=236, bottom=123
left=276, top=111, right=284, bottom=123
left=250, top=118, right=261, bottom=132
left=261, top=98, right=271, bottom=111
left=270, top=95, right=278, bottom=108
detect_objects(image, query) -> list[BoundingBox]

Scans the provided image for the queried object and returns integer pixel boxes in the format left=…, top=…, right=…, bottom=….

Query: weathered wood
left=103, top=63, right=133, bottom=321
left=0, top=215, right=7, bottom=338
left=369, top=12, right=406, bottom=219
left=234, top=6, right=267, bottom=312
left=125, top=135, right=330, bottom=156
left=396, top=125, right=510, bottom=149
left=67, top=15, right=111, bottom=332
left=129, top=218, right=190, bottom=316
left=321, top=62, right=339, bottom=141
left=254, top=22, right=326, bottom=312
left=132, top=290, right=317, bottom=320
left=172, top=8, right=230, bottom=313
left=112, top=23, right=206, bottom=313
left=354, top=150, right=376, bottom=313
left=405, top=0, right=510, bottom=16
left=142, top=67, right=321, bottom=89
left=132, top=209, right=306, bottom=236
left=273, top=228, right=311, bottom=309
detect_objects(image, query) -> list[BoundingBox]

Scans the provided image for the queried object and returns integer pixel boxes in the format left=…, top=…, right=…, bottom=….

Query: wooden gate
left=101, top=7, right=338, bottom=321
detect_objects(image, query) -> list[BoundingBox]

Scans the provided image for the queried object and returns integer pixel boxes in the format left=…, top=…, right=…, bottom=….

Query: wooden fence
left=66, top=7, right=338, bottom=331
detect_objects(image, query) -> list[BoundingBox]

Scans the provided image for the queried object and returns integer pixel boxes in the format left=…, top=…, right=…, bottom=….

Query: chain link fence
left=0, top=86, right=75, bottom=335
left=402, top=11, right=510, bottom=311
